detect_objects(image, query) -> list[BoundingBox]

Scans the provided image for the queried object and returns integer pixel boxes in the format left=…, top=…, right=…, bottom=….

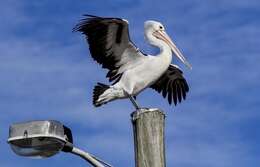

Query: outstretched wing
left=73, top=15, right=142, bottom=83
left=150, top=64, right=189, bottom=105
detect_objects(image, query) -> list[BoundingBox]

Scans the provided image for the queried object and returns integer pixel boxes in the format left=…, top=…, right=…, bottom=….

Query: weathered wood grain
left=131, top=108, right=166, bottom=167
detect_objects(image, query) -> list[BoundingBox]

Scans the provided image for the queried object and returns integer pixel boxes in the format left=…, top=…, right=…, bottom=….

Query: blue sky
left=1, top=0, right=260, bottom=166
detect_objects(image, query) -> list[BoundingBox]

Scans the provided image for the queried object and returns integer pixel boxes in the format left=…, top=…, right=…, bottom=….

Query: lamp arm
left=71, top=147, right=105, bottom=167
left=62, top=142, right=112, bottom=167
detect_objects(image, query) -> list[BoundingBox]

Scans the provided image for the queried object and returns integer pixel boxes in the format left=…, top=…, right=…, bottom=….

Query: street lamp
left=7, top=120, right=112, bottom=167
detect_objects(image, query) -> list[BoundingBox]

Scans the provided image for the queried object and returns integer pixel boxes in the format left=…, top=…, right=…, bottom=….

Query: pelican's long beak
left=153, top=30, right=192, bottom=70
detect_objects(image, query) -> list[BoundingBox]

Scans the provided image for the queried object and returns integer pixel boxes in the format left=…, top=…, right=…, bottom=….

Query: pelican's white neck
left=144, top=20, right=192, bottom=70
left=156, top=40, right=172, bottom=57
left=145, top=31, right=172, bottom=62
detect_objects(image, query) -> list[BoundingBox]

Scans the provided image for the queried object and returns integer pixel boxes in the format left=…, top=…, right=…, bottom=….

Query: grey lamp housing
left=8, top=120, right=73, bottom=158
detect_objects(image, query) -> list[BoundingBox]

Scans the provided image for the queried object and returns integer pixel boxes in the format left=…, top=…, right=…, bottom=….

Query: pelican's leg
left=129, top=95, right=141, bottom=110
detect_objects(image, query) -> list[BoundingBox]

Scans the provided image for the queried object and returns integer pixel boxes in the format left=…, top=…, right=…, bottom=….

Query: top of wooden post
left=131, top=108, right=165, bottom=121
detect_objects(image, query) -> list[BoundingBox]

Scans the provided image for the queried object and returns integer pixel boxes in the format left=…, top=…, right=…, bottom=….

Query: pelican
left=74, top=15, right=191, bottom=110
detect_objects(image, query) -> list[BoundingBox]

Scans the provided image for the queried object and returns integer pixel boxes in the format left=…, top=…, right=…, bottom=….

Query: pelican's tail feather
left=93, top=83, right=110, bottom=107
left=93, top=82, right=126, bottom=107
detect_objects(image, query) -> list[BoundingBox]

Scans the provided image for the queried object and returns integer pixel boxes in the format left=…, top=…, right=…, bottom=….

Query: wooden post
left=131, top=108, right=166, bottom=167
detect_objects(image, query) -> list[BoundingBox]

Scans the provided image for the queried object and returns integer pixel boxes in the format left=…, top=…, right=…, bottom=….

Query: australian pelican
left=74, top=15, right=191, bottom=110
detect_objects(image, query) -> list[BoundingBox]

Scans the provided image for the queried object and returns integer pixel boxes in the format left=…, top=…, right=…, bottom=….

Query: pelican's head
left=144, top=20, right=192, bottom=70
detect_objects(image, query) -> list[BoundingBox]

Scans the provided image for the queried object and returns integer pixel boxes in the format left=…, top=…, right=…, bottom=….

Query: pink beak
left=153, top=30, right=192, bottom=70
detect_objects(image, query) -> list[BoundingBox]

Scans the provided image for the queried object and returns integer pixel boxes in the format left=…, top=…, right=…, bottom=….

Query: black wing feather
left=73, top=15, right=136, bottom=83
left=181, top=82, right=186, bottom=100
left=173, top=83, right=178, bottom=105
left=177, top=81, right=182, bottom=103
left=150, top=65, right=189, bottom=106
left=168, top=82, right=173, bottom=105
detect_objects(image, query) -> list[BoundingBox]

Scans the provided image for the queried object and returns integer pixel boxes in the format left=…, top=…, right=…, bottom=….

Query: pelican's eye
left=159, top=26, right=163, bottom=29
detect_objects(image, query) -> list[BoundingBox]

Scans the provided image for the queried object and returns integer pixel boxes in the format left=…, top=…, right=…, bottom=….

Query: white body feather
left=114, top=46, right=172, bottom=95
left=98, top=41, right=172, bottom=103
